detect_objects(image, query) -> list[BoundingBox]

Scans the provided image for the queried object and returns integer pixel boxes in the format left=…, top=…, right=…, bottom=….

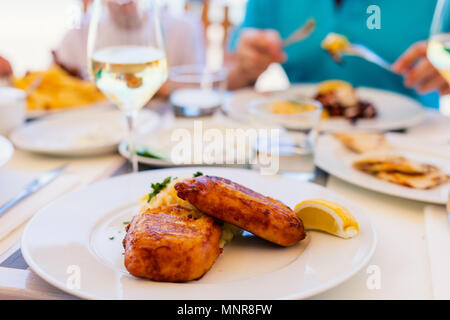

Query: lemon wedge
left=294, top=199, right=359, bottom=239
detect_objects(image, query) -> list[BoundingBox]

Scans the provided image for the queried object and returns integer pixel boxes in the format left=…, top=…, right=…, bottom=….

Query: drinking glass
left=428, top=0, right=450, bottom=114
left=88, top=0, right=168, bottom=172
left=248, top=97, right=322, bottom=180
left=427, top=0, right=450, bottom=212
left=168, top=65, right=227, bottom=117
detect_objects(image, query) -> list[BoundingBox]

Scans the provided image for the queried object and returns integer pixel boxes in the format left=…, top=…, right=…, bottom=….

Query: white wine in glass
left=88, top=0, right=168, bottom=172
left=428, top=0, right=450, bottom=112
left=428, top=35, right=450, bottom=84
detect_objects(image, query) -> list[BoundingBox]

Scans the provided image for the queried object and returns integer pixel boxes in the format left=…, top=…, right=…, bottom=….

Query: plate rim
left=0, top=135, right=14, bottom=167
left=21, top=167, right=377, bottom=300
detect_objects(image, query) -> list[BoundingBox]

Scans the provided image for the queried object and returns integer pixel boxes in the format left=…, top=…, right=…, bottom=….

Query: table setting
left=0, top=0, right=449, bottom=302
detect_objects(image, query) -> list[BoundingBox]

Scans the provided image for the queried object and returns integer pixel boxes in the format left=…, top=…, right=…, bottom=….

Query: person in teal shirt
left=227, top=0, right=449, bottom=108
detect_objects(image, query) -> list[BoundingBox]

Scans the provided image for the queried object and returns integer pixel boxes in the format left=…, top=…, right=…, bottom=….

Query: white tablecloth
left=0, top=109, right=448, bottom=299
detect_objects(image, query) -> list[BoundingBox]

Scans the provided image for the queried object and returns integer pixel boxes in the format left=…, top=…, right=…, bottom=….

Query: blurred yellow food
left=321, top=33, right=350, bottom=55
left=270, top=100, right=317, bottom=114
left=294, top=199, right=359, bottom=239
left=317, top=79, right=353, bottom=95
left=13, top=65, right=105, bottom=111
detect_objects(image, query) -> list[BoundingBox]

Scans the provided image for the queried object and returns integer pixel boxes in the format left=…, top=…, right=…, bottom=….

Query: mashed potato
left=140, top=177, right=241, bottom=248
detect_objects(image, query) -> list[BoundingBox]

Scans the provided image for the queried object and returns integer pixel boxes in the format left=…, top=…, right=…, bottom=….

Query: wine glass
left=88, top=0, right=168, bottom=172
left=428, top=0, right=450, bottom=111
left=427, top=0, right=450, bottom=213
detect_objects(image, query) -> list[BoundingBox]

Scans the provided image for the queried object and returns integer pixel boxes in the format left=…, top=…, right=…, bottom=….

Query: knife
left=0, top=164, right=67, bottom=218
left=282, top=18, right=316, bottom=48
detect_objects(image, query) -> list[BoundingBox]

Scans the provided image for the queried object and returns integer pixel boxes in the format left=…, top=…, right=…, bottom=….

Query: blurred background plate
left=10, top=108, right=159, bottom=156
left=315, top=134, right=450, bottom=204
left=224, top=84, right=426, bottom=132
left=119, top=117, right=272, bottom=167
left=0, top=135, right=13, bottom=167
left=22, top=167, right=376, bottom=299
left=25, top=101, right=114, bottom=120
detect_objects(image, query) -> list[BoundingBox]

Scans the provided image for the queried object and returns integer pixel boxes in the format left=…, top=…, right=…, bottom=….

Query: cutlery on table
left=0, top=164, right=67, bottom=218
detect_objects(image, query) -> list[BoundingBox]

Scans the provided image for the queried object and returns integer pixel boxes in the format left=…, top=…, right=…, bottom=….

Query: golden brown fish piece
left=174, top=176, right=305, bottom=247
left=376, top=167, right=449, bottom=189
left=123, top=204, right=222, bottom=282
left=353, top=154, right=429, bottom=174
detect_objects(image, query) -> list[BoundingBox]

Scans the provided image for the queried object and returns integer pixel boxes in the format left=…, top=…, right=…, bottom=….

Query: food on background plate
left=13, top=65, right=105, bottom=111
left=354, top=154, right=430, bottom=174
left=270, top=100, right=318, bottom=114
left=175, top=175, right=306, bottom=247
left=294, top=199, right=359, bottom=239
left=314, top=80, right=376, bottom=122
left=333, top=132, right=387, bottom=154
left=124, top=172, right=359, bottom=282
left=353, top=154, right=450, bottom=189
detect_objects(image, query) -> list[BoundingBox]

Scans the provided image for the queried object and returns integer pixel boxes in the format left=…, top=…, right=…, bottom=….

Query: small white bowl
left=248, top=96, right=322, bottom=131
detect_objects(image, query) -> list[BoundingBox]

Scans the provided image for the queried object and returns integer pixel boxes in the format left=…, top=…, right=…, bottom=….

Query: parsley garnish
left=147, top=176, right=172, bottom=203
left=123, top=221, right=130, bottom=225
left=193, top=171, right=203, bottom=177
left=109, top=236, right=115, bottom=240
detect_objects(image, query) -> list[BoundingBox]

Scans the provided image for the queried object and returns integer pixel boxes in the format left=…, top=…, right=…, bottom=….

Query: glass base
left=173, top=104, right=220, bottom=117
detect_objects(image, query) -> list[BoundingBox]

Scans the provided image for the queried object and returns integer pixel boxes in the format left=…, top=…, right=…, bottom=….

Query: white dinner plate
left=22, top=167, right=376, bottom=300
left=119, top=118, right=269, bottom=167
left=11, top=109, right=159, bottom=156
left=315, top=134, right=450, bottom=204
left=224, top=84, right=425, bottom=132
left=25, top=101, right=112, bottom=119
left=0, top=135, right=13, bottom=167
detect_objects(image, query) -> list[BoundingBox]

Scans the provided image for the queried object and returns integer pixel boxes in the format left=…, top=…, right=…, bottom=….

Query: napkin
left=424, top=205, right=450, bottom=300
left=0, top=170, right=80, bottom=241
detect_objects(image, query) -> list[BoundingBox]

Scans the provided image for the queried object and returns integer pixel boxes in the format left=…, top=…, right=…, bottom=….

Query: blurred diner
left=226, top=0, right=449, bottom=108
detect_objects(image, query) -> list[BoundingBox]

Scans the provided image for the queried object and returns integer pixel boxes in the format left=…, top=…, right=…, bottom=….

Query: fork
left=282, top=19, right=316, bottom=48
left=329, top=43, right=393, bottom=71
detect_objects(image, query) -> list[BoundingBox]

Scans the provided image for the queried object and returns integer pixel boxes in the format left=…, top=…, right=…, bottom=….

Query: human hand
left=231, top=28, right=286, bottom=87
left=392, top=41, right=450, bottom=95
left=0, top=56, right=12, bottom=77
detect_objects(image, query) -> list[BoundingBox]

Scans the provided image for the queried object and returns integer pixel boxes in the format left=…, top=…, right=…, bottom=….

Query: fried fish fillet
left=123, top=204, right=222, bottom=282
left=353, top=153, right=449, bottom=189
left=174, top=176, right=305, bottom=247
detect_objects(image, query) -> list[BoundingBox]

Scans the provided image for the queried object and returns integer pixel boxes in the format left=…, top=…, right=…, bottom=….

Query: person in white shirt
left=54, top=1, right=205, bottom=96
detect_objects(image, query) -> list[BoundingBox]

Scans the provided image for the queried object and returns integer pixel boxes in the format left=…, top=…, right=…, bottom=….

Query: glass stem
left=126, top=110, right=138, bottom=173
